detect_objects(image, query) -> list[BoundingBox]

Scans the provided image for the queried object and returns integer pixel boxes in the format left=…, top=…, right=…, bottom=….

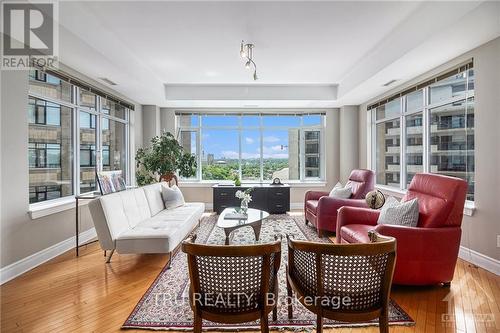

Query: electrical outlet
left=497, top=235, right=500, bottom=248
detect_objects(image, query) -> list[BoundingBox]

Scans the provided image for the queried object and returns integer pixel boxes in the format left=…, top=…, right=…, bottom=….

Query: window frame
left=371, top=68, right=475, bottom=201
left=28, top=70, right=131, bottom=209
left=177, top=113, right=326, bottom=183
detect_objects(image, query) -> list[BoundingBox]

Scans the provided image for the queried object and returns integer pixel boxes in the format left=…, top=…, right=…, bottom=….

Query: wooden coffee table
left=217, top=207, right=270, bottom=245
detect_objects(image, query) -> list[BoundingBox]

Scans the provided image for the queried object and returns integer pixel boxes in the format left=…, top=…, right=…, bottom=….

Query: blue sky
left=185, top=115, right=321, bottom=159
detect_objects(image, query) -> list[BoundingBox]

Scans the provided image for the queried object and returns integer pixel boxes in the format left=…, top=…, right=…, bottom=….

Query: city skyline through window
left=372, top=67, right=475, bottom=201
left=28, top=70, right=130, bottom=204
left=177, top=114, right=324, bottom=182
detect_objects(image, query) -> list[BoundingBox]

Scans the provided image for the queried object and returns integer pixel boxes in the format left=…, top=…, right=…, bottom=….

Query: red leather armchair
left=304, top=169, right=374, bottom=237
left=336, top=173, right=468, bottom=286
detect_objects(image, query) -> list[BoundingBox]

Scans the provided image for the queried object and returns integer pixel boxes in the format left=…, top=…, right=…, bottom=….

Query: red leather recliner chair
left=336, top=173, right=468, bottom=286
left=304, top=169, right=374, bottom=237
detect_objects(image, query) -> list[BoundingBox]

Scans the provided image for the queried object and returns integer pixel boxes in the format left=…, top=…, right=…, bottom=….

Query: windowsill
left=29, top=196, right=82, bottom=219
left=375, top=184, right=476, bottom=217
left=178, top=181, right=327, bottom=188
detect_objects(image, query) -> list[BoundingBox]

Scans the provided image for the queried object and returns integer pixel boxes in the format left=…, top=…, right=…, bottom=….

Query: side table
left=75, top=194, right=100, bottom=256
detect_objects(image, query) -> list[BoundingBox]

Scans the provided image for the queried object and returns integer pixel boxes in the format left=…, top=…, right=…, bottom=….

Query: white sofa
left=88, top=182, right=205, bottom=264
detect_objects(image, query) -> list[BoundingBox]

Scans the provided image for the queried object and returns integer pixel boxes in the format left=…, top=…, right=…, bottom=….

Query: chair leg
left=317, top=229, right=323, bottom=238
left=193, top=311, right=202, bottom=333
left=379, top=307, right=389, bottom=333
left=105, top=249, right=114, bottom=263
left=166, top=251, right=173, bottom=269
left=286, top=277, right=293, bottom=319
left=305, top=219, right=309, bottom=226
left=260, top=312, right=269, bottom=333
left=316, top=314, right=323, bottom=333
left=272, top=305, right=277, bottom=321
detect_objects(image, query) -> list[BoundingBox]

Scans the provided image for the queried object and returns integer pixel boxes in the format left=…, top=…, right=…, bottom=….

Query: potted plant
left=135, top=131, right=197, bottom=186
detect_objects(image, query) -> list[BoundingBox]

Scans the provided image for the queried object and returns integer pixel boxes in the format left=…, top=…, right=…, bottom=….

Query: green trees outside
left=201, top=158, right=288, bottom=180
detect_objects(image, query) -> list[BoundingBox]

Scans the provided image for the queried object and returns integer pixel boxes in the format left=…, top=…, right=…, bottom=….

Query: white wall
left=0, top=67, right=141, bottom=270
left=339, top=106, right=359, bottom=183
left=358, top=37, right=500, bottom=261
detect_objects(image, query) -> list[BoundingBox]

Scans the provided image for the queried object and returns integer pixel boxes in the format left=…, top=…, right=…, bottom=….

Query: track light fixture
left=240, top=40, right=258, bottom=81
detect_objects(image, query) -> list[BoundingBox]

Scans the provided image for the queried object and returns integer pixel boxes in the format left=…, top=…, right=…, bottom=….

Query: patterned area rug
left=123, top=214, right=414, bottom=330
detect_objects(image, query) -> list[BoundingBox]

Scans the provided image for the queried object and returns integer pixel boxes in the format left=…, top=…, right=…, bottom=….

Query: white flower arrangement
left=235, top=188, right=253, bottom=209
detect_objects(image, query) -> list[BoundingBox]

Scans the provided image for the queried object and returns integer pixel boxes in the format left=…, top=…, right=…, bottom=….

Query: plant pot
left=160, top=173, right=178, bottom=185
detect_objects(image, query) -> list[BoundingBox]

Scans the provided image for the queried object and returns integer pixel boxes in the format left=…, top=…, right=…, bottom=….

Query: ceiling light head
left=239, top=40, right=259, bottom=80
left=240, top=40, right=247, bottom=58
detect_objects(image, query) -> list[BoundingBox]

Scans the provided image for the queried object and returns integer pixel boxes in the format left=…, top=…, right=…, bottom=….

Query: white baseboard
left=459, top=246, right=500, bottom=275
left=0, top=227, right=97, bottom=285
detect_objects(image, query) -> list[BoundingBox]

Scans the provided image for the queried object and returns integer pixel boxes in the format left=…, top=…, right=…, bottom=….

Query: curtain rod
left=367, top=60, right=473, bottom=111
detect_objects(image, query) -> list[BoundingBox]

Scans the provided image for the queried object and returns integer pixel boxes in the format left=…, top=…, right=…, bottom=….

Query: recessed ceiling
left=57, top=1, right=500, bottom=107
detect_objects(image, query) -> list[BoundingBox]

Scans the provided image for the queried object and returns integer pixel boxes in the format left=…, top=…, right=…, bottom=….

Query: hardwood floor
left=1, top=233, right=499, bottom=332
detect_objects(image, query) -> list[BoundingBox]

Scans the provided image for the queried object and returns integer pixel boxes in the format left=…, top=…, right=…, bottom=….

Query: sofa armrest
left=305, top=190, right=329, bottom=202
left=317, top=197, right=368, bottom=217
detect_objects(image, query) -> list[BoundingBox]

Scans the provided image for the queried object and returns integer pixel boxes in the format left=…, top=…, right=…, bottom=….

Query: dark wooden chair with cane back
left=182, top=235, right=282, bottom=333
left=286, top=231, right=396, bottom=333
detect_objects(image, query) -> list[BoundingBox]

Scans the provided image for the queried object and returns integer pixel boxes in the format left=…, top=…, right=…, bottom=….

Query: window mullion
left=96, top=97, right=102, bottom=175
left=74, top=87, right=80, bottom=196
left=300, top=129, right=305, bottom=182
left=400, top=97, right=406, bottom=190
left=238, top=117, right=242, bottom=181
left=422, top=87, right=430, bottom=174
left=259, top=116, right=264, bottom=182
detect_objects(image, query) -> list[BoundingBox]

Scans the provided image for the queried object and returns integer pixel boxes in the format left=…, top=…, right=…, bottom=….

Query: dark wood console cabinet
left=212, top=184, right=290, bottom=214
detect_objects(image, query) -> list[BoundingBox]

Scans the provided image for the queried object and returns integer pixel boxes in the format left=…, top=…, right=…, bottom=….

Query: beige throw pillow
left=161, top=184, right=186, bottom=209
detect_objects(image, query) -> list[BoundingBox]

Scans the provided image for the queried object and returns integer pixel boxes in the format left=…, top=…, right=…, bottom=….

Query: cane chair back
left=182, top=235, right=281, bottom=331
left=286, top=231, right=396, bottom=332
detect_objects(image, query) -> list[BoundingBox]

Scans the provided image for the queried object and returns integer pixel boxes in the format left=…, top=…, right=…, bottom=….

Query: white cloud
left=263, top=136, right=280, bottom=143
left=221, top=150, right=239, bottom=159
left=245, top=137, right=255, bottom=144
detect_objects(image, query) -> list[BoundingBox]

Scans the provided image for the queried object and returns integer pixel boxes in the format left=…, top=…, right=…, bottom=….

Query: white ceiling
left=57, top=1, right=500, bottom=108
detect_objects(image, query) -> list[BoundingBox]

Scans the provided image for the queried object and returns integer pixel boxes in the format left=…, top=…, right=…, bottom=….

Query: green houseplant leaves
left=135, top=131, right=197, bottom=186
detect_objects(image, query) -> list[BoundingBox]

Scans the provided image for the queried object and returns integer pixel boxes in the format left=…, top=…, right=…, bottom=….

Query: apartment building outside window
left=176, top=113, right=325, bottom=182
left=371, top=64, right=475, bottom=201
left=28, top=70, right=131, bottom=204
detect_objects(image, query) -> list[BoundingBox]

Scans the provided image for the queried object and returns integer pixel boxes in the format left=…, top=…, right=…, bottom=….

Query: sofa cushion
left=143, top=182, right=166, bottom=216
left=306, top=200, right=319, bottom=213
left=98, top=192, right=132, bottom=241
left=120, top=188, right=152, bottom=228
left=339, top=224, right=374, bottom=243
left=116, top=202, right=205, bottom=253
left=161, top=184, right=186, bottom=209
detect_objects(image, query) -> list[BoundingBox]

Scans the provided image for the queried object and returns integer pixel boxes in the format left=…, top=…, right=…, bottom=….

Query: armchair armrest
left=336, top=206, right=380, bottom=242
left=317, top=197, right=368, bottom=217
left=374, top=224, right=461, bottom=246
left=304, top=190, right=329, bottom=202
left=374, top=225, right=462, bottom=284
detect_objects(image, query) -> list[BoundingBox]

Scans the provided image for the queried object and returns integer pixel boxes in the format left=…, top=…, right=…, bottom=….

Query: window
left=29, top=97, right=61, bottom=126
left=29, top=143, right=61, bottom=168
left=102, top=119, right=128, bottom=175
left=371, top=65, right=475, bottom=201
left=28, top=69, right=131, bottom=204
left=176, top=113, right=325, bottom=182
